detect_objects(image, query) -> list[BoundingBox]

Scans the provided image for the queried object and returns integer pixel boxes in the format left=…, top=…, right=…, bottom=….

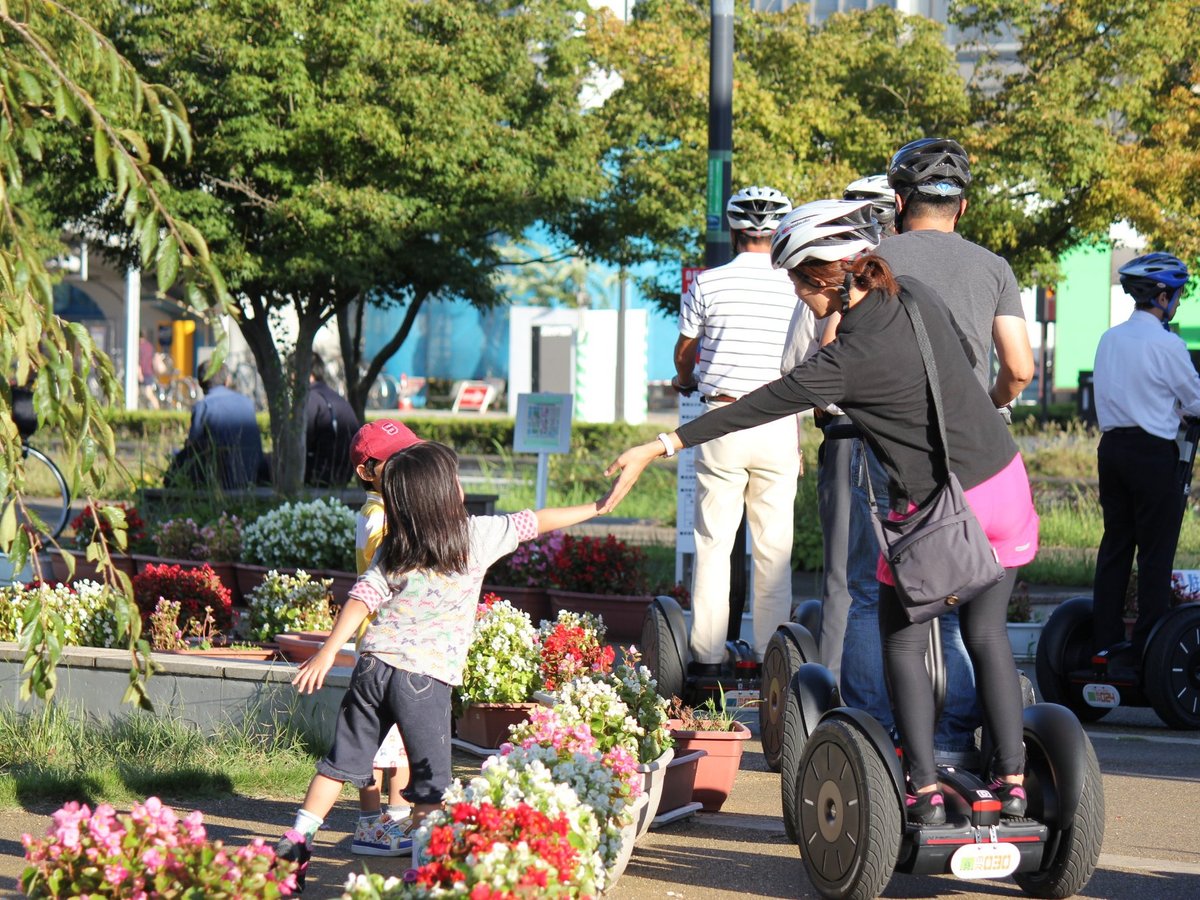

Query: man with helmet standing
left=1092, top=252, right=1200, bottom=672
left=862, top=138, right=1033, bottom=764
left=672, top=185, right=809, bottom=672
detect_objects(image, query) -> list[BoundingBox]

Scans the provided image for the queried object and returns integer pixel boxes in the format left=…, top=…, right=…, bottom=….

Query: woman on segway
left=601, top=199, right=1039, bottom=826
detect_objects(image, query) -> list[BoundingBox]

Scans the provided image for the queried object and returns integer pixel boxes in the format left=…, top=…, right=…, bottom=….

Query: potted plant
left=50, top=501, right=145, bottom=583
left=21, top=797, right=298, bottom=897
left=483, top=530, right=564, bottom=624
left=537, top=609, right=615, bottom=692
left=147, top=598, right=281, bottom=661
left=454, top=595, right=542, bottom=749
left=143, top=514, right=243, bottom=603
left=505, top=705, right=643, bottom=884
left=666, top=690, right=751, bottom=812
left=546, top=534, right=651, bottom=643
left=132, top=562, right=235, bottom=636
left=0, top=580, right=122, bottom=649
left=244, top=570, right=352, bottom=665
left=1006, top=581, right=1043, bottom=661
left=400, top=735, right=610, bottom=898
left=238, top=497, right=355, bottom=597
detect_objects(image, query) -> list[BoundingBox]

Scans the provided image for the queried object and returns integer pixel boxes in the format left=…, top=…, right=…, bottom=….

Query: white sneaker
left=351, top=814, right=413, bottom=857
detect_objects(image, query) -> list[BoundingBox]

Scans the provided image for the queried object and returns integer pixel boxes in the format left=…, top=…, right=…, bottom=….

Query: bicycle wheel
left=18, top=445, right=71, bottom=540
left=172, top=376, right=201, bottom=409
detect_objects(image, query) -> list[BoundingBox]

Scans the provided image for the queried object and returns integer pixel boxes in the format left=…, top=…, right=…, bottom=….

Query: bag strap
left=863, top=293, right=951, bottom=513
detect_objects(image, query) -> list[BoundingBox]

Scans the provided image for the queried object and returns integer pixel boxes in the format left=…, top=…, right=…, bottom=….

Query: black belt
left=1107, top=426, right=1150, bottom=435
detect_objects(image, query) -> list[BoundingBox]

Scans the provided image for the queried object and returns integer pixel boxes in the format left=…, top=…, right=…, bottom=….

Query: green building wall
left=1053, top=243, right=1112, bottom=391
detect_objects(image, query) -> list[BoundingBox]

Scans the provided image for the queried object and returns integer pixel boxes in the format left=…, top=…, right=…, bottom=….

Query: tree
left=572, top=0, right=1200, bottom=311
left=55, top=0, right=608, bottom=493
left=0, top=2, right=229, bottom=705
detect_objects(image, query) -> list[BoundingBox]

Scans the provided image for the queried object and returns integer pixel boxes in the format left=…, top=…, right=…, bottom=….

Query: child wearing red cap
left=343, top=419, right=423, bottom=856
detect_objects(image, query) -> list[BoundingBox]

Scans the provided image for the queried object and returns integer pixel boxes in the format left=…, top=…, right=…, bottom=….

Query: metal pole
left=616, top=270, right=626, bottom=422
left=124, top=267, right=141, bottom=411
left=706, top=0, right=734, bottom=269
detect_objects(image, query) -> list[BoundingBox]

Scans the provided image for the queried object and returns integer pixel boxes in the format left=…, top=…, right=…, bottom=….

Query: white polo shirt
left=679, top=252, right=800, bottom=398
left=1094, top=309, right=1200, bottom=439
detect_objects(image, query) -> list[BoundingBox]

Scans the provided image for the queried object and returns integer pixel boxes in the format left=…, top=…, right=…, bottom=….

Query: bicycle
left=9, top=389, right=71, bottom=541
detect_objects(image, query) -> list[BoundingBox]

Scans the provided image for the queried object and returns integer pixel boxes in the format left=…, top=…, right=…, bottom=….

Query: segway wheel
left=1013, top=723, right=1104, bottom=899
left=780, top=673, right=806, bottom=844
left=1143, top=603, right=1200, bottom=730
left=641, top=601, right=685, bottom=703
left=760, top=629, right=807, bottom=772
left=1035, top=597, right=1111, bottom=722
left=796, top=718, right=900, bottom=900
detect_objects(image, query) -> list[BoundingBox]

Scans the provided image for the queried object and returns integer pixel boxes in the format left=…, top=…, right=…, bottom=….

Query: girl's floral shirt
left=348, top=510, right=538, bottom=685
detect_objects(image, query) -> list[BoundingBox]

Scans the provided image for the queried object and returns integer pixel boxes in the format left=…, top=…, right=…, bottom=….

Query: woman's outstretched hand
left=599, top=441, right=663, bottom=514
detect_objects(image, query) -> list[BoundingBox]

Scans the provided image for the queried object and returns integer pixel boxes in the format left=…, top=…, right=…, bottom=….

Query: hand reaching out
left=599, top=440, right=664, bottom=514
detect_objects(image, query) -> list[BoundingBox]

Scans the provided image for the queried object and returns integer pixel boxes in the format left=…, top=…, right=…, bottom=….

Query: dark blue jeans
left=318, top=654, right=451, bottom=805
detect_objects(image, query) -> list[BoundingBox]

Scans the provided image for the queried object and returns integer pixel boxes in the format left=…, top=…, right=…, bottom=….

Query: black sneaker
left=989, top=780, right=1028, bottom=817
left=905, top=790, right=946, bottom=826
left=275, top=830, right=312, bottom=893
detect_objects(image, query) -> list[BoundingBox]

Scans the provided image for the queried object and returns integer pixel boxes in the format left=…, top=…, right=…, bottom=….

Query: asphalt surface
left=2, top=676, right=1198, bottom=900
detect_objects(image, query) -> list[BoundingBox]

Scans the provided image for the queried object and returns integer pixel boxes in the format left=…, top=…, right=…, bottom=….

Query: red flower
left=132, top=563, right=233, bottom=632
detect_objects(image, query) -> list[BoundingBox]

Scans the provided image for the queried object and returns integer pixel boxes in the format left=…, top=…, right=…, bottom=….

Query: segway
left=639, top=593, right=759, bottom=707
left=1037, top=418, right=1200, bottom=730
left=785, top=619, right=1104, bottom=900
left=759, top=598, right=823, bottom=771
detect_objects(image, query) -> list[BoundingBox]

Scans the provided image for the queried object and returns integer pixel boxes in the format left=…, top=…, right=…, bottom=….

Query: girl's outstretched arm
left=535, top=501, right=603, bottom=535
left=293, top=598, right=371, bottom=694
left=599, top=432, right=681, bottom=514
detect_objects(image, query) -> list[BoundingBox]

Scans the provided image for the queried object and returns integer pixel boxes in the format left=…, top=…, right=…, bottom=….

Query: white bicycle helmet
left=726, top=186, right=793, bottom=236
left=770, top=199, right=881, bottom=271
left=844, top=174, right=896, bottom=227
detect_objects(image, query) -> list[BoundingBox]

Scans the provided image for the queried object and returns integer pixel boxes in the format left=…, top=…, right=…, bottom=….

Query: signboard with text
left=514, top=393, right=573, bottom=454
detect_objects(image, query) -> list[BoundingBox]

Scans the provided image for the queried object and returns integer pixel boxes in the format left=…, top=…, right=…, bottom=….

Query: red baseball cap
left=350, top=419, right=423, bottom=470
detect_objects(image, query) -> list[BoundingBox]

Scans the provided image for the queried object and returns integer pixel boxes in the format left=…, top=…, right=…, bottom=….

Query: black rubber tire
left=1013, top=730, right=1105, bottom=898
left=780, top=674, right=806, bottom=844
left=796, top=718, right=900, bottom=900
left=1143, top=604, right=1200, bottom=730
left=1035, top=599, right=1111, bottom=722
left=640, top=602, right=685, bottom=703
left=761, top=629, right=806, bottom=772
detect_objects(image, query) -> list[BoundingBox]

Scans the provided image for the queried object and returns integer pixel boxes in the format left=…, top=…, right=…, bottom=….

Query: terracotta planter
left=274, top=631, right=357, bottom=667
left=657, top=749, right=707, bottom=814
left=160, top=642, right=283, bottom=663
left=454, top=702, right=538, bottom=749
left=48, top=549, right=136, bottom=585
left=482, top=584, right=552, bottom=625
left=634, top=747, right=674, bottom=840
left=133, top=555, right=242, bottom=605
left=667, top=719, right=751, bottom=811
left=547, top=589, right=653, bottom=644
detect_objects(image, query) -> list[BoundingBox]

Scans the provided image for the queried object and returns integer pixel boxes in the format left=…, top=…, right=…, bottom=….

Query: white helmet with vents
left=843, top=174, right=896, bottom=226
left=726, top=186, right=793, bottom=236
left=770, top=199, right=881, bottom=271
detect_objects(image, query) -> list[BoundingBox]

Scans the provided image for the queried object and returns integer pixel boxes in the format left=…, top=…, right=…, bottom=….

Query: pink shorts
left=876, top=453, right=1039, bottom=586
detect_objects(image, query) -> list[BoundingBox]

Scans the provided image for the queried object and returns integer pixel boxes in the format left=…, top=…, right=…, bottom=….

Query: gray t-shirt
left=875, top=230, right=1023, bottom=391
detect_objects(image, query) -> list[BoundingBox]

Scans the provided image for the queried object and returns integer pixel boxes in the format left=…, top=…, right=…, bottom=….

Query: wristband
left=657, top=433, right=676, bottom=458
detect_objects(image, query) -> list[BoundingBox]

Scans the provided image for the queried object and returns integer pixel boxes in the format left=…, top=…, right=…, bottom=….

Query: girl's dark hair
left=377, top=441, right=470, bottom=576
left=796, top=253, right=900, bottom=298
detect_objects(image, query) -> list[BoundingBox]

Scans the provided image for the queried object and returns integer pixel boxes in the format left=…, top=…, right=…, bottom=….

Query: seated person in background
left=166, top=364, right=264, bottom=490
left=305, top=354, right=360, bottom=487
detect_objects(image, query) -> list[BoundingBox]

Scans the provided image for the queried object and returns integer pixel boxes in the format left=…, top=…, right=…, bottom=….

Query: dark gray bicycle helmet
left=1119, top=252, right=1190, bottom=304
left=887, top=138, right=972, bottom=198
left=726, top=186, right=793, bottom=237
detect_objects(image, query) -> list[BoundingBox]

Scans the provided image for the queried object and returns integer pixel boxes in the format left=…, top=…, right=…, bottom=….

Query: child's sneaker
left=352, top=814, right=414, bottom=857
left=989, top=780, right=1028, bottom=817
left=905, top=790, right=946, bottom=826
left=275, top=830, right=312, bottom=893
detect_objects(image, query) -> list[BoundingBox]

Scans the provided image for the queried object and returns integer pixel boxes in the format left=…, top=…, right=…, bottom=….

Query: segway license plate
left=1083, top=683, right=1121, bottom=708
left=950, top=842, right=1020, bottom=880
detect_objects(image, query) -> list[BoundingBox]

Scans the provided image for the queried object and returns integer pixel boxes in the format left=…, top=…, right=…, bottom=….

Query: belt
left=1107, top=426, right=1149, bottom=435
left=702, top=393, right=738, bottom=404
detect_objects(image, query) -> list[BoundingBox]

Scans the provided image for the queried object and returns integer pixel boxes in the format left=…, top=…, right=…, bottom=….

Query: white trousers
left=690, top=408, right=800, bottom=663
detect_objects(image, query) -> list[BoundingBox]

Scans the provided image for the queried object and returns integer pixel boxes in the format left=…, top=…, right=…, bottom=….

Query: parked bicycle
left=10, top=388, right=71, bottom=540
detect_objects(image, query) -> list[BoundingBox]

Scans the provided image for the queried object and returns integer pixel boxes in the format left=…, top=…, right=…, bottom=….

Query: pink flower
left=105, top=864, right=129, bottom=886
left=140, top=847, right=165, bottom=872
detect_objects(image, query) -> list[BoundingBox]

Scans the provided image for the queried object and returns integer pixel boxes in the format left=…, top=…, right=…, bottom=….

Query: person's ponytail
left=847, top=254, right=899, bottom=297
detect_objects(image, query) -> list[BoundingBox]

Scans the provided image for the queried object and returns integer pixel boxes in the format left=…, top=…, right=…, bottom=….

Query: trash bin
left=1077, top=370, right=1096, bottom=426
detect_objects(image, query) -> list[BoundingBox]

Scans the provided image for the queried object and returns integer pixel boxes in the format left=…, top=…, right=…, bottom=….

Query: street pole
left=707, top=0, right=747, bottom=641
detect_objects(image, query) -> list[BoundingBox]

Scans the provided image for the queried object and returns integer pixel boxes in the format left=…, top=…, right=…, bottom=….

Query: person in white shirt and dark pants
left=1092, top=252, right=1200, bottom=669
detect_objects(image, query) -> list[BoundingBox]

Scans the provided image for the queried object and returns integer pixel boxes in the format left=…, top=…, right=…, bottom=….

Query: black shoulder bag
left=867, top=296, right=1006, bottom=624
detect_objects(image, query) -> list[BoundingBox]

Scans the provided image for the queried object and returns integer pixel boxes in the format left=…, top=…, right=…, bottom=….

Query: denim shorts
left=317, top=654, right=452, bottom=805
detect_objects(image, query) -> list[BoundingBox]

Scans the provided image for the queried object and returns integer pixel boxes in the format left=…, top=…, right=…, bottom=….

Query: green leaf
left=0, top=500, right=16, bottom=550
left=156, top=236, right=180, bottom=289
left=92, top=127, right=111, bottom=179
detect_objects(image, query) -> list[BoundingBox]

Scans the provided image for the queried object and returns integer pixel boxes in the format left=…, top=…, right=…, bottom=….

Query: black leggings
left=879, top=569, right=1024, bottom=789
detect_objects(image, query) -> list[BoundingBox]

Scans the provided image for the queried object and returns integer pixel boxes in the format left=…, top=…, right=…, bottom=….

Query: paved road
left=2, top=692, right=1197, bottom=900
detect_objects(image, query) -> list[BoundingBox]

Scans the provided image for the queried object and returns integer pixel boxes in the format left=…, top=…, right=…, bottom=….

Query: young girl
left=276, top=440, right=609, bottom=889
